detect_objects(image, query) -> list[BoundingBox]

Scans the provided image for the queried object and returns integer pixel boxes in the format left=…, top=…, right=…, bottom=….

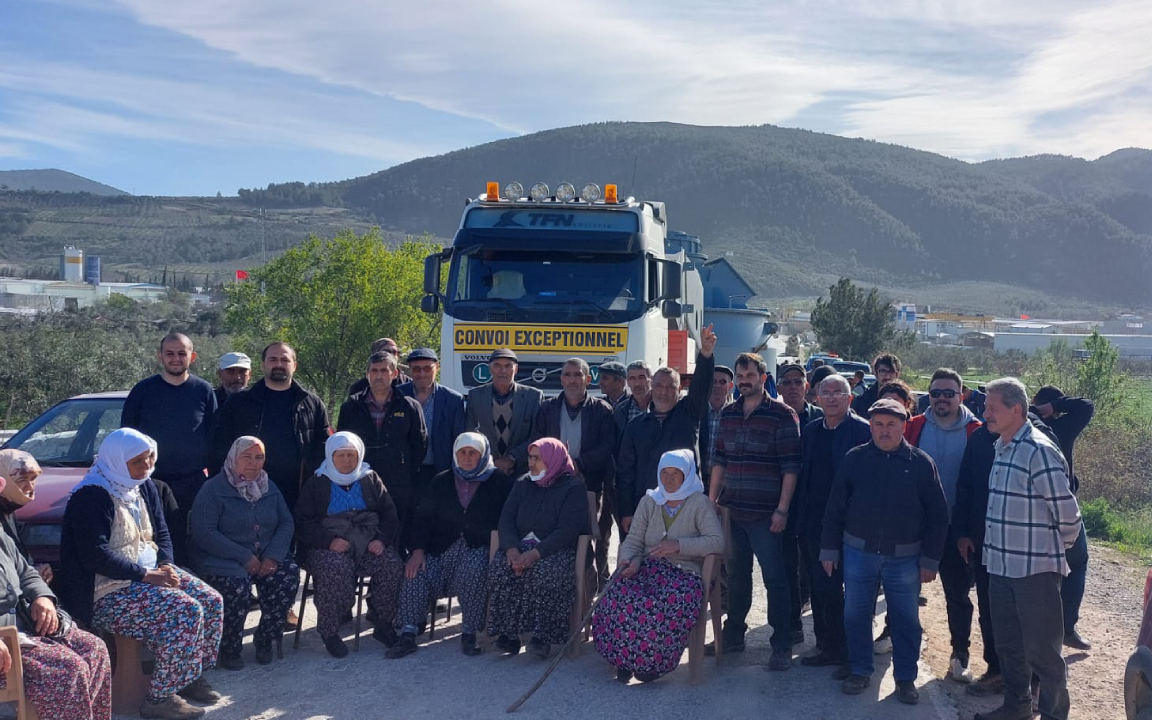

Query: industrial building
left=0, top=246, right=168, bottom=311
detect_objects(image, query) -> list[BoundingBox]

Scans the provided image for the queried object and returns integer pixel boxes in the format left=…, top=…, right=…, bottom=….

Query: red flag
left=1020, top=314, right=1030, bottom=320
left=235, top=269, right=249, bottom=280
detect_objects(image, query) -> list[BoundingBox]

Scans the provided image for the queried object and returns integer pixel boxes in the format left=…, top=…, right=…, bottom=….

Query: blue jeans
left=727, top=515, right=792, bottom=653
left=843, top=545, right=921, bottom=681
left=1062, top=523, right=1088, bottom=633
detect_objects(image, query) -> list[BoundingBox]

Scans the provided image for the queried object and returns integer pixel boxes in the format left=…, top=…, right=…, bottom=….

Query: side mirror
left=423, top=254, right=442, bottom=295
left=420, top=295, right=440, bottom=314
left=661, top=300, right=682, bottom=319
left=661, top=262, right=682, bottom=300
left=764, top=322, right=780, bottom=336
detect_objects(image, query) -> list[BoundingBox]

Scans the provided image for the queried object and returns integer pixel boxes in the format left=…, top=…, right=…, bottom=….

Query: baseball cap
left=778, top=362, right=806, bottom=379
left=489, top=348, right=518, bottom=362
left=218, top=352, right=251, bottom=371
left=599, top=361, right=626, bottom=378
left=869, top=398, right=909, bottom=420
left=407, top=348, right=439, bottom=363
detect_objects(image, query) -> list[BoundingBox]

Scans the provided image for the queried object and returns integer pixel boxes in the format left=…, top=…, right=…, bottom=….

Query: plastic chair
left=106, top=632, right=151, bottom=715
left=686, top=552, right=724, bottom=685
left=566, top=491, right=600, bottom=658
left=293, top=562, right=368, bottom=652
left=0, top=626, right=39, bottom=720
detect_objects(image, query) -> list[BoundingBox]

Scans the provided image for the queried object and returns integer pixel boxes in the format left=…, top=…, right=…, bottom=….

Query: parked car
left=2, top=391, right=128, bottom=564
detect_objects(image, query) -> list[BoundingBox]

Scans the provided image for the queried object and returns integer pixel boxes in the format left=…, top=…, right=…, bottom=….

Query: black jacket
left=337, top=387, right=427, bottom=507
left=820, top=439, right=949, bottom=572
left=408, top=469, right=514, bottom=556
left=295, top=470, right=400, bottom=551
left=57, top=480, right=174, bottom=624
left=530, top=394, right=617, bottom=493
left=498, top=474, right=589, bottom=560
left=1030, top=396, right=1093, bottom=489
left=797, top=412, right=871, bottom=544
left=850, top=382, right=881, bottom=418
left=616, top=352, right=714, bottom=518
left=397, top=382, right=466, bottom=474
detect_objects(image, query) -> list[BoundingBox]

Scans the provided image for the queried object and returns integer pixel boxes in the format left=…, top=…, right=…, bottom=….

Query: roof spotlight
left=580, top=183, right=601, bottom=203
left=528, top=182, right=550, bottom=202
left=555, top=183, right=576, bottom=202
left=503, top=182, right=523, bottom=201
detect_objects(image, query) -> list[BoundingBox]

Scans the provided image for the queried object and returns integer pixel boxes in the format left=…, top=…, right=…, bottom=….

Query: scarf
left=528, top=437, right=575, bottom=489
left=74, top=428, right=157, bottom=503
left=647, top=449, right=705, bottom=506
left=316, top=431, right=372, bottom=487
left=452, top=432, right=497, bottom=483
left=223, top=436, right=271, bottom=503
left=0, top=449, right=39, bottom=508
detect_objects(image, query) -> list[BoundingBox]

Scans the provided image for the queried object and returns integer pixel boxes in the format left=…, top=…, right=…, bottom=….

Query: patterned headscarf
left=452, top=432, right=497, bottom=483
left=74, top=428, right=157, bottom=502
left=317, top=431, right=372, bottom=487
left=224, top=436, right=270, bottom=503
left=647, top=449, right=705, bottom=506
left=527, top=437, right=575, bottom=489
left=0, top=449, right=40, bottom=507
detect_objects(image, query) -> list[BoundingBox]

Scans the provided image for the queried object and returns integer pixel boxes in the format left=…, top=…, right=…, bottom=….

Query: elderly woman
left=487, top=437, right=589, bottom=659
left=189, top=436, right=299, bottom=670
left=0, top=474, right=112, bottom=720
left=58, top=428, right=223, bottom=720
left=387, top=432, right=514, bottom=659
left=296, top=431, right=403, bottom=659
left=0, top=449, right=53, bottom=581
left=593, top=449, right=724, bottom=683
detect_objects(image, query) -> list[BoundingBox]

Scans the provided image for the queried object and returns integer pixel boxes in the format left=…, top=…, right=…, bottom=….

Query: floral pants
left=487, top=544, right=576, bottom=646
left=92, top=566, right=222, bottom=702
left=396, top=538, right=489, bottom=634
left=0, top=626, right=111, bottom=720
left=206, top=561, right=300, bottom=659
left=307, top=548, right=402, bottom=637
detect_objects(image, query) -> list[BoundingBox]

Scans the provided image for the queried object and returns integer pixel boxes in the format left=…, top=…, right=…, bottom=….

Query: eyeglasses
left=929, top=389, right=959, bottom=399
left=818, top=390, right=850, bottom=399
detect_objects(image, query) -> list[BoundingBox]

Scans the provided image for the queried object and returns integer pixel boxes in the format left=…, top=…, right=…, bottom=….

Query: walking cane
left=505, top=568, right=623, bottom=713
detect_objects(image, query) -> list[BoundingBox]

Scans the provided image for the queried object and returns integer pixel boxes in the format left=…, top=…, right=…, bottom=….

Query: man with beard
left=612, top=360, right=655, bottom=433
left=213, top=351, right=251, bottom=410
left=122, top=332, right=217, bottom=564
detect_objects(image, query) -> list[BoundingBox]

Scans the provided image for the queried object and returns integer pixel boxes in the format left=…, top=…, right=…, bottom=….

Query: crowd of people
left=0, top=328, right=1097, bottom=720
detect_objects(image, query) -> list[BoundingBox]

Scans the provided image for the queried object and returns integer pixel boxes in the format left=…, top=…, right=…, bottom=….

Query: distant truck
left=420, top=181, right=704, bottom=395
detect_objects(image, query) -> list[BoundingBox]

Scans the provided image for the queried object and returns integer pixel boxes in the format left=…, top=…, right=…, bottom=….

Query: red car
left=2, top=391, right=128, bottom=565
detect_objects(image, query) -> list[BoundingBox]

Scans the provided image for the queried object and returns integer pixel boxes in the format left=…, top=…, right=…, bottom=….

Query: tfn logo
left=527, top=213, right=574, bottom=227
left=493, top=211, right=524, bottom=228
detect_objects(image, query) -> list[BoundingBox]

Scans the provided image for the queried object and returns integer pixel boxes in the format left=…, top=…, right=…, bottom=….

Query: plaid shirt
left=983, top=421, right=1081, bottom=578
left=702, top=401, right=729, bottom=475
left=714, top=390, right=802, bottom=521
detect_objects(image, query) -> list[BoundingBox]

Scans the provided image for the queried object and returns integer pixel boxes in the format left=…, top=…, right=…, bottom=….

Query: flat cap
left=598, top=361, right=627, bottom=378
left=407, top=347, right=438, bottom=363
left=869, top=397, right=909, bottom=420
left=489, top=348, right=518, bottom=362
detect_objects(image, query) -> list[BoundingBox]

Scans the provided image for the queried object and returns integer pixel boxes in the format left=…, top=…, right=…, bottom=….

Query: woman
left=387, top=432, right=514, bottom=659
left=57, top=428, right=223, bottom=720
left=878, top=380, right=918, bottom=417
left=593, top=449, right=724, bottom=683
left=487, top=437, right=588, bottom=659
left=189, top=436, right=299, bottom=670
left=0, top=449, right=53, bottom=581
left=296, top=431, right=403, bottom=659
left=0, top=474, right=112, bottom=720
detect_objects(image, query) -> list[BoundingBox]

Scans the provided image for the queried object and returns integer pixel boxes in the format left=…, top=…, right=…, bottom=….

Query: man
left=213, top=342, right=329, bottom=512
left=465, top=349, right=543, bottom=477
left=903, top=368, right=982, bottom=683
left=707, top=350, right=798, bottom=669
left=850, top=370, right=866, bottom=398
left=977, top=378, right=1081, bottom=720
left=821, top=398, right=948, bottom=704
left=1032, top=385, right=1095, bottom=650
left=964, top=384, right=987, bottom=421
left=598, top=361, right=630, bottom=407
left=617, top=326, right=716, bottom=533
left=397, top=348, right=465, bottom=492
left=339, top=351, right=427, bottom=542
left=797, top=374, right=870, bottom=676
left=531, top=358, right=616, bottom=577
left=346, top=337, right=413, bottom=396
left=776, top=362, right=823, bottom=642
left=122, top=332, right=217, bottom=564
left=612, top=360, right=654, bottom=433
left=698, top=365, right=734, bottom=483
left=851, top=352, right=902, bottom=418
left=214, top=351, right=252, bottom=410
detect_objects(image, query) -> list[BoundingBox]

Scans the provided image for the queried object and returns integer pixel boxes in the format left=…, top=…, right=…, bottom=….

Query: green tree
left=224, top=229, right=441, bottom=414
left=1073, top=329, right=1127, bottom=420
left=809, top=278, right=899, bottom=361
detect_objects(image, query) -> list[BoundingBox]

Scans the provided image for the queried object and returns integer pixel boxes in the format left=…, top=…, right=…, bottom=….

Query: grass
left=1081, top=498, right=1152, bottom=561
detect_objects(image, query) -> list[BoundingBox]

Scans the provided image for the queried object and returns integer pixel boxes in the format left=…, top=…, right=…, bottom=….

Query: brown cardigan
left=617, top=492, right=725, bottom=578
left=295, top=470, right=400, bottom=552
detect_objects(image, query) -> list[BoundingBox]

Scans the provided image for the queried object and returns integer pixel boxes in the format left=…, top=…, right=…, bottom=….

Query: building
left=0, top=278, right=169, bottom=311
left=993, top=332, right=1152, bottom=359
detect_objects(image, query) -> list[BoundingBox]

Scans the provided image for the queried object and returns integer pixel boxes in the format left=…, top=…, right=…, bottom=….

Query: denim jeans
left=843, top=545, right=921, bottom=681
left=1062, top=523, right=1088, bottom=633
left=726, top=515, right=792, bottom=653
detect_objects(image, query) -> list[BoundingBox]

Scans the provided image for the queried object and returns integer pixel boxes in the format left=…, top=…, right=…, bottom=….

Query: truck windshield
left=446, top=249, right=645, bottom=323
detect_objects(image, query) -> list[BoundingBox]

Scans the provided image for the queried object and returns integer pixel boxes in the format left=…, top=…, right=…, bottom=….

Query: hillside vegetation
left=0, top=169, right=128, bottom=195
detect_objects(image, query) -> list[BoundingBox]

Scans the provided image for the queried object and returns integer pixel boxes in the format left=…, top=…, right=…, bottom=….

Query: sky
left=1, top=0, right=1150, bottom=196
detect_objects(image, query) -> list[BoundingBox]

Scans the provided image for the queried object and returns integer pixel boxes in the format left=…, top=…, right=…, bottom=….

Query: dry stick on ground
left=505, top=570, right=623, bottom=713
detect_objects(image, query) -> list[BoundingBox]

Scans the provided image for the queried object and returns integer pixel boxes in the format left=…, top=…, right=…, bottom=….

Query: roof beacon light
left=528, top=182, right=550, bottom=202
left=555, top=182, right=576, bottom=202
left=605, top=184, right=618, bottom=204
left=486, top=182, right=500, bottom=201
left=580, top=183, right=601, bottom=203
left=503, top=181, right=523, bottom=201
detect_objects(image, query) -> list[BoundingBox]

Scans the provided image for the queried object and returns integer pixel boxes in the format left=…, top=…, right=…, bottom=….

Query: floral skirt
left=592, top=558, right=704, bottom=677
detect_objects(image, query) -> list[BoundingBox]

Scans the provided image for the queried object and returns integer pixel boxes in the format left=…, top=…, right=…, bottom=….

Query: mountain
left=0, top=169, right=128, bottom=196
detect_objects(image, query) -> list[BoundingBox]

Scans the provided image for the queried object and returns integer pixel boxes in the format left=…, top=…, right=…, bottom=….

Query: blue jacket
left=397, top=382, right=466, bottom=475
left=188, top=472, right=295, bottom=578
left=797, top=411, right=871, bottom=544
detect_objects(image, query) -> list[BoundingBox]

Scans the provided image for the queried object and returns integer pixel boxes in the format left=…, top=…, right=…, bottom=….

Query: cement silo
left=61, top=246, right=84, bottom=283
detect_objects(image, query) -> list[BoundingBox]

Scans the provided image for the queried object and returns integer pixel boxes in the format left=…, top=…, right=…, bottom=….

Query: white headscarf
left=317, top=431, right=372, bottom=487
left=74, top=428, right=157, bottom=502
left=647, top=449, right=705, bottom=506
left=0, top=449, right=40, bottom=507
left=452, top=432, right=497, bottom=482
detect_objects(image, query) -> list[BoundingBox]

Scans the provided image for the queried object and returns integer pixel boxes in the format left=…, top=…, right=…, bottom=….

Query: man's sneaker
left=895, top=681, right=919, bottom=705
left=140, top=695, right=205, bottom=719
left=966, top=671, right=1004, bottom=696
left=949, top=655, right=975, bottom=683
left=322, top=634, right=349, bottom=658
left=873, top=626, right=893, bottom=654
left=461, top=632, right=482, bottom=656
left=1063, top=630, right=1092, bottom=651
left=704, top=638, right=744, bottom=656
left=841, top=674, right=870, bottom=695
left=385, top=632, right=418, bottom=659
left=176, top=677, right=221, bottom=705
left=832, top=663, right=853, bottom=681
left=767, top=649, right=791, bottom=671
left=799, top=650, right=843, bottom=667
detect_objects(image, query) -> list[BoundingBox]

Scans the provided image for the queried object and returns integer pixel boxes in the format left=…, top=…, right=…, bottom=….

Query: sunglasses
left=929, top=389, right=959, bottom=399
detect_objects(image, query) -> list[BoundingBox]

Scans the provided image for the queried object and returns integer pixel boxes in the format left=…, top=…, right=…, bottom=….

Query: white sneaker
left=872, top=627, right=892, bottom=655
left=949, top=656, right=975, bottom=683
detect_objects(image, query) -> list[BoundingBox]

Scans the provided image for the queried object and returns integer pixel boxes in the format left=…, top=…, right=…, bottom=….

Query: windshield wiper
left=532, top=298, right=614, bottom=320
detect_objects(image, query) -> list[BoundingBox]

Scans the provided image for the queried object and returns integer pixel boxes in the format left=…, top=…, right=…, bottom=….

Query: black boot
left=385, top=633, right=418, bottom=659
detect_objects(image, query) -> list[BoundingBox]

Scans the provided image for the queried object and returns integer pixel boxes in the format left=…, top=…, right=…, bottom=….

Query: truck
left=420, top=180, right=704, bottom=396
